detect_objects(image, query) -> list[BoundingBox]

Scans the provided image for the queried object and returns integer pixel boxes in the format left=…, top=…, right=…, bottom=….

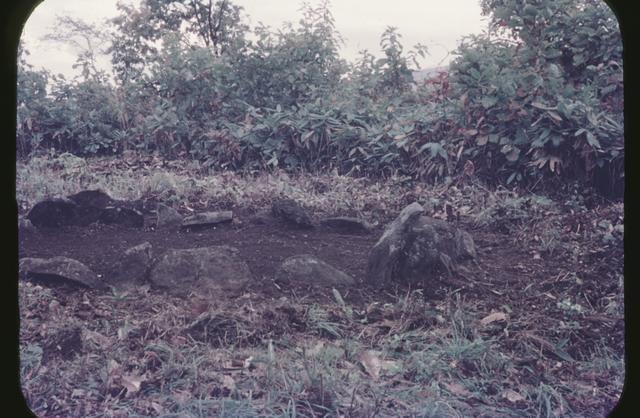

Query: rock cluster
left=20, top=193, right=479, bottom=297
left=27, top=190, right=144, bottom=228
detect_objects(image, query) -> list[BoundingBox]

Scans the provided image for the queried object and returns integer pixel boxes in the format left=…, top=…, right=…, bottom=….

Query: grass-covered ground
left=17, top=153, right=624, bottom=417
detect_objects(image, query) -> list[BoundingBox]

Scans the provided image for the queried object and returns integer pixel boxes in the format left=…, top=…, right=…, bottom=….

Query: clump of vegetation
left=17, top=0, right=623, bottom=196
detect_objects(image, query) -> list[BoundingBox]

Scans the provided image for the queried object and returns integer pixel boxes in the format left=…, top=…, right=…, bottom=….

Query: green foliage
left=448, top=0, right=623, bottom=193
left=16, top=0, right=623, bottom=196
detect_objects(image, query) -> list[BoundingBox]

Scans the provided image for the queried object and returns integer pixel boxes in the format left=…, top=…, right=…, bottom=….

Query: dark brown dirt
left=18, top=207, right=379, bottom=298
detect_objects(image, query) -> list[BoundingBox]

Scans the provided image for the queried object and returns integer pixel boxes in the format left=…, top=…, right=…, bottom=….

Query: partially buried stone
left=106, top=242, right=153, bottom=287
left=276, top=254, right=355, bottom=287
left=149, top=246, right=251, bottom=297
left=271, top=198, right=313, bottom=229
left=27, top=198, right=78, bottom=228
left=99, top=206, right=145, bottom=227
left=19, top=256, right=106, bottom=289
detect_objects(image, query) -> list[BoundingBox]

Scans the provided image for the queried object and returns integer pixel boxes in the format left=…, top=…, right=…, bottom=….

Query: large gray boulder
left=149, top=246, right=252, bottom=297
left=19, top=256, right=106, bottom=289
left=106, top=242, right=153, bottom=287
left=276, top=255, right=355, bottom=287
left=399, top=216, right=477, bottom=280
left=365, top=202, right=424, bottom=286
left=272, top=198, right=313, bottom=229
left=181, top=211, right=233, bottom=230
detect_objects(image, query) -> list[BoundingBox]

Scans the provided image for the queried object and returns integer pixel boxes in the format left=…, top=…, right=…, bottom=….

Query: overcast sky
left=20, top=0, right=488, bottom=77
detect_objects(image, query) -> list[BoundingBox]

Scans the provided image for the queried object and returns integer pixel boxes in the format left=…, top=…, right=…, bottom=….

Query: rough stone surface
left=156, top=203, right=183, bottom=230
left=27, top=198, right=78, bottom=228
left=249, top=209, right=274, bottom=225
left=399, top=216, right=477, bottom=279
left=149, top=246, right=252, bottom=296
left=67, top=189, right=114, bottom=209
left=99, top=206, right=145, bottom=227
left=365, top=202, right=424, bottom=286
left=68, top=189, right=116, bottom=225
left=320, top=217, right=373, bottom=234
left=276, top=254, right=355, bottom=287
left=19, top=256, right=106, bottom=289
left=181, top=211, right=233, bottom=229
left=106, top=242, right=153, bottom=287
left=271, top=198, right=313, bottom=229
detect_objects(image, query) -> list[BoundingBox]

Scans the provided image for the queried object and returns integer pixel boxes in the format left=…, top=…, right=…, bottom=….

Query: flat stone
left=19, top=256, right=106, bottom=289
left=320, top=217, right=373, bottom=234
left=181, top=211, right=233, bottom=229
left=149, top=246, right=252, bottom=297
left=276, top=254, right=355, bottom=287
left=365, top=202, right=424, bottom=287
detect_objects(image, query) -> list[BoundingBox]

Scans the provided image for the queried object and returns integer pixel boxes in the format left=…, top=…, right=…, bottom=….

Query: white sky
left=20, top=0, right=488, bottom=77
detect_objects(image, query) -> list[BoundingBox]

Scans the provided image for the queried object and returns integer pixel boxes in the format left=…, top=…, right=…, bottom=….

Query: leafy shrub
left=16, top=0, right=623, bottom=197
left=447, top=0, right=623, bottom=194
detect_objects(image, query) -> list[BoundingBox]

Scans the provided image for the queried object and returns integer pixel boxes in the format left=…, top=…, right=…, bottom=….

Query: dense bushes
left=16, top=0, right=623, bottom=196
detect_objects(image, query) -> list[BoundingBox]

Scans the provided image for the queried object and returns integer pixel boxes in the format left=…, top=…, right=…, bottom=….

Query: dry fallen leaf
left=480, top=312, right=507, bottom=326
left=121, top=372, right=146, bottom=397
left=358, top=350, right=398, bottom=379
left=442, top=381, right=473, bottom=397
left=306, top=341, right=325, bottom=357
left=222, top=374, right=236, bottom=391
left=502, top=389, right=525, bottom=403
left=359, top=350, right=382, bottom=379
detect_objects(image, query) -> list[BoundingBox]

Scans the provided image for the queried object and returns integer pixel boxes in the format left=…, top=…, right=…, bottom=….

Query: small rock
left=272, top=198, right=313, bottom=229
left=19, top=256, right=105, bottom=289
left=320, top=217, right=373, bottom=234
left=156, top=203, right=182, bottom=230
left=276, top=254, right=355, bottom=287
left=181, top=211, right=233, bottom=230
left=27, top=198, right=78, bottom=228
left=99, top=206, right=145, bottom=228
